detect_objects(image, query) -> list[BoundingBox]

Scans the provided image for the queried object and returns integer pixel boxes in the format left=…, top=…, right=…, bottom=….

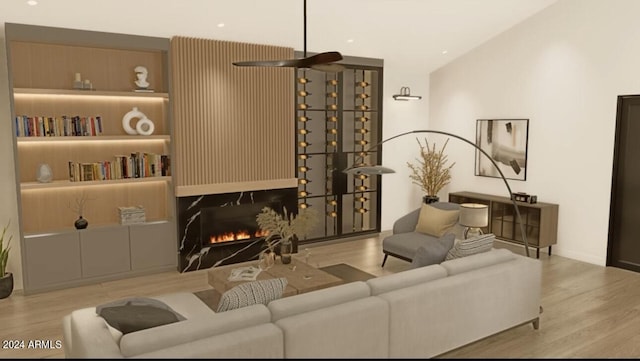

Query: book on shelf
left=68, top=153, right=171, bottom=182
left=81, top=163, right=94, bottom=181
left=15, top=114, right=103, bottom=137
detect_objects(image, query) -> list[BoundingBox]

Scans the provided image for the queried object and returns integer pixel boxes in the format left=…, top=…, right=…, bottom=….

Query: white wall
left=380, top=59, right=432, bottom=230
left=429, top=0, right=640, bottom=266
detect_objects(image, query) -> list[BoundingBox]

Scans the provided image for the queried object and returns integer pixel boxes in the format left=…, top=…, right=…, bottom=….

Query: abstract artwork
left=475, top=119, right=529, bottom=181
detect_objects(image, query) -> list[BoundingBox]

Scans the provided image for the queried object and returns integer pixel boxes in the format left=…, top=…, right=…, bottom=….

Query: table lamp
left=459, top=203, right=489, bottom=239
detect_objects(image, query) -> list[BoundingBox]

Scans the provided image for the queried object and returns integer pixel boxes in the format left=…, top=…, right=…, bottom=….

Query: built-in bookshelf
left=5, top=23, right=177, bottom=293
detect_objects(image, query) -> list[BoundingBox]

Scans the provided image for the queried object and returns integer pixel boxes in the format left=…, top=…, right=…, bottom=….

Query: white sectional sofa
left=62, top=248, right=542, bottom=358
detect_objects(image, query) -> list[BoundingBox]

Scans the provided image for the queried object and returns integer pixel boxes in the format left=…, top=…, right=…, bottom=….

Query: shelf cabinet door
left=80, top=227, right=131, bottom=278
left=24, top=233, right=82, bottom=288
left=130, top=222, right=177, bottom=270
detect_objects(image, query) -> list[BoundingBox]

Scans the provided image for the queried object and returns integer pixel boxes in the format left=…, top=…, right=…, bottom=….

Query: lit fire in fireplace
left=210, top=229, right=269, bottom=244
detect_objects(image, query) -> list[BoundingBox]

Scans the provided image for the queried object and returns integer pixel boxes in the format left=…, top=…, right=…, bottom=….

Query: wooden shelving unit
left=6, top=23, right=177, bottom=293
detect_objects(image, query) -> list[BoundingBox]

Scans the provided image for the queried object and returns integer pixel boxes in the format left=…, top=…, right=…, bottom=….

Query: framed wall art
left=475, top=119, right=529, bottom=181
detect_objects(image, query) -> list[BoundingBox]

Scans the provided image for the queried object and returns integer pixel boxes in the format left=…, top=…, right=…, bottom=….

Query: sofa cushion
left=120, top=304, right=271, bottom=357
left=445, top=233, right=495, bottom=260
left=410, top=233, right=456, bottom=268
left=217, top=278, right=288, bottom=312
left=441, top=248, right=515, bottom=276
left=275, top=297, right=389, bottom=358
left=415, top=203, right=460, bottom=237
left=96, top=297, right=186, bottom=335
left=366, top=264, right=447, bottom=295
left=268, top=281, right=370, bottom=321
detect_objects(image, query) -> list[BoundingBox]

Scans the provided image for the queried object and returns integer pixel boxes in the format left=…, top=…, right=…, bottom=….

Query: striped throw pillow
left=445, top=233, right=495, bottom=260
left=216, top=277, right=288, bottom=312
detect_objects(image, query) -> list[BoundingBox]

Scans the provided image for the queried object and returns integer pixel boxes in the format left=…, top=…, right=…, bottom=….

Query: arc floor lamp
left=343, top=129, right=531, bottom=258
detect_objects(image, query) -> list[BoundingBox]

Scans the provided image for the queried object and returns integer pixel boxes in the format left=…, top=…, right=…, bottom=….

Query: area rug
left=319, top=263, right=376, bottom=283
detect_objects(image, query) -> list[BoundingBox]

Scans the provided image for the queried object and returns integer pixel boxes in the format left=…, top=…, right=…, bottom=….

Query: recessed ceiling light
left=442, top=50, right=448, bottom=55
left=27, top=0, right=38, bottom=5
left=217, top=23, right=225, bottom=28
left=346, top=39, right=354, bottom=43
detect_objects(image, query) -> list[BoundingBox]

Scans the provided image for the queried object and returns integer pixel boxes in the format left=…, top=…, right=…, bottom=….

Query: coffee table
left=207, top=258, right=344, bottom=298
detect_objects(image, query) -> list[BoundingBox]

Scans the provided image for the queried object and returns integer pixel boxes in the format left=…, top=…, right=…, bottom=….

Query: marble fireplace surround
left=178, top=187, right=297, bottom=272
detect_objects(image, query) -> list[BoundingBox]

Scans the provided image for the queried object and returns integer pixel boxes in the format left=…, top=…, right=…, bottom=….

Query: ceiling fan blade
left=310, top=62, right=346, bottom=73
left=298, top=51, right=343, bottom=68
left=233, top=58, right=304, bottom=67
left=233, top=51, right=344, bottom=71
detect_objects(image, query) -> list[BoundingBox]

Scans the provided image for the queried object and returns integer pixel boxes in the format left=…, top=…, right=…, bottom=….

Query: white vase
left=36, top=164, right=53, bottom=183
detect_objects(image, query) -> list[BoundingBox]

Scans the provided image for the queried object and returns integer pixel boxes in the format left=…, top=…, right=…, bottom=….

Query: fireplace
left=201, top=202, right=275, bottom=246
left=177, top=188, right=297, bottom=272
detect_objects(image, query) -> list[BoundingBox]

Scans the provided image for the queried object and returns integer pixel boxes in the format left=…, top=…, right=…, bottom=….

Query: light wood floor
left=1, top=233, right=640, bottom=358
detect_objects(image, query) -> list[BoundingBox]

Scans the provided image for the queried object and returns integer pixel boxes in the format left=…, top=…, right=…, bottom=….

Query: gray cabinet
left=24, top=233, right=82, bottom=289
left=130, top=221, right=177, bottom=270
left=80, top=227, right=130, bottom=278
left=23, top=221, right=176, bottom=293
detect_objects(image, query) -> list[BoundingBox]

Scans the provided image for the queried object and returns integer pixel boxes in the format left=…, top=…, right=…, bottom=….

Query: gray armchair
left=381, top=202, right=461, bottom=267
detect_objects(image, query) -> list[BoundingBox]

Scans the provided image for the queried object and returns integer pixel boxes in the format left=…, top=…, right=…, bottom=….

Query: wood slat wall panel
left=170, top=36, right=295, bottom=196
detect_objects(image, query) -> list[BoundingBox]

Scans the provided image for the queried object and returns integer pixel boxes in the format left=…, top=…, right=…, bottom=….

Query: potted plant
left=256, top=206, right=318, bottom=265
left=407, top=137, right=455, bottom=204
left=0, top=220, right=14, bottom=299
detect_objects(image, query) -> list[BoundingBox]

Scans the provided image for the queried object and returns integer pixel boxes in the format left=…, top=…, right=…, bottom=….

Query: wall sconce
left=392, top=86, right=422, bottom=101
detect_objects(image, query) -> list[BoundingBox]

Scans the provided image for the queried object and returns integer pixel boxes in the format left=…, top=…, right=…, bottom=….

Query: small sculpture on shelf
left=122, top=107, right=155, bottom=136
left=72, top=73, right=93, bottom=90
left=134, top=65, right=153, bottom=92
left=36, top=163, right=53, bottom=183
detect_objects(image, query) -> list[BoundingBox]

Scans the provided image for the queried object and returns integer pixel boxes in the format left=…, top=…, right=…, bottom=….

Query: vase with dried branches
left=68, top=192, right=92, bottom=229
left=407, top=137, right=456, bottom=204
left=256, top=206, right=318, bottom=265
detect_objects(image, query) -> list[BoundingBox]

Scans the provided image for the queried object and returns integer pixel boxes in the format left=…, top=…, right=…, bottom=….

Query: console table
left=449, top=191, right=559, bottom=258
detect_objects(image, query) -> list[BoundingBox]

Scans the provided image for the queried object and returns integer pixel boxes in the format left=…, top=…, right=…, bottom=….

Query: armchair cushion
left=410, top=233, right=456, bottom=268
left=414, top=203, right=460, bottom=237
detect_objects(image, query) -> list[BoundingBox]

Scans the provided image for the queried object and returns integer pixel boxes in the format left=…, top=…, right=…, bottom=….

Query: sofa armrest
left=392, top=208, right=421, bottom=234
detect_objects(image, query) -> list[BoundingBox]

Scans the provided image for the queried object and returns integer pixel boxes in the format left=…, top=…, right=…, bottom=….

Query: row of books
left=68, top=153, right=171, bottom=182
left=15, top=115, right=103, bottom=137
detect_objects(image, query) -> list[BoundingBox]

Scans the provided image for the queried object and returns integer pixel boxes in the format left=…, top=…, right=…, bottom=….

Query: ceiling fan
left=233, top=0, right=345, bottom=73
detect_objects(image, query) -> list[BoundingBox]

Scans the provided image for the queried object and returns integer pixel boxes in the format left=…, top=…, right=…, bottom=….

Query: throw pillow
left=414, top=203, right=460, bottom=237
left=216, top=277, right=288, bottom=313
left=96, top=297, right=186, bottom=335
left=410, top=233, right=456, bottom=268
left=445, top=233, right=495, bottom=260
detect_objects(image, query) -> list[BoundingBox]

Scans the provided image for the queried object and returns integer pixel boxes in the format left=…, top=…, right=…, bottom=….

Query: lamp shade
left=459, top=203, right=488, bottom=228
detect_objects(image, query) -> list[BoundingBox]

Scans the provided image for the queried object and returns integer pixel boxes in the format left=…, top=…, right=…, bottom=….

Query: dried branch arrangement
left=67, top=191, right=94, bottom=216
left=407, top=137, right=455, bottom=196
left=256, top=206, right=318, bottom=250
